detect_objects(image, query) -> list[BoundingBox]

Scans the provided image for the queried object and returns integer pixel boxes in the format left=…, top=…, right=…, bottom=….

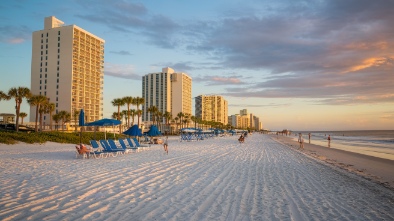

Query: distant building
left=228, top=109, right=263, bottom=130
left=195, top=95, right=228, bottom=125
left=30, top=16, right=105, bottom=125
left=141, top=67, right=192, bottom=123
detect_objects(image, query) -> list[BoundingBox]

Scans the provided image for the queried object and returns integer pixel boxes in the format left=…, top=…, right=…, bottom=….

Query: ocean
left=293, top=130, right=394, bottom=161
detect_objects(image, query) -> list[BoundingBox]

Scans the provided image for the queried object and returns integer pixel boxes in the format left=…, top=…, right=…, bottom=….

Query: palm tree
left=177, top=112, right=184, bottom=129
left=73, top=109, right=80, bottom=133
left=163, top=111, right=172, bottom=134
left=112, top=98, right=125, bottom=134
left=136, top=109, right=142, bottom=127
left=8, top=87, right=31, bottom=132
left=19, top=112, right=27, bottom=125
left=130, top=109, right=136, bottom=126
left=0, top=90, right=10, bottom=102
left=191, top=115, right=197, bottom=129
left=38, top=101, right=48, bottom=132
left=147, top=106, right=158, bottom=125
left=52, top=114, right=61, bottom=131
left=132, top=97, right=145, bottom=129
left=133, top=97, right=145, bottom=128
left=174, top=116, right=179, bottom=132
left=45, top=103, right=55, bottom=131
left=58, top=110, right=71, bottom=131
left=28, top=95, right=47, bottom=132
left=122, top=96, right=134, bottom=127
left=184, top=114, right=190, bottom=128
left=122, top=110, right=128, bottom=129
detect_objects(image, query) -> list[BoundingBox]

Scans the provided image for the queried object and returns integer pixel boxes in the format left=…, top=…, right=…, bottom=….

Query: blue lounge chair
left=119, top=139, right=138, bottom=153
left=108, top=139, right=128, bottom=154
left=99, top=140, right=124, bottom=156
left=132, top=137, right=150, bottom=149
left=89, top=140, right=107, bottom=158
left=125, top=138, right=142, bottom=152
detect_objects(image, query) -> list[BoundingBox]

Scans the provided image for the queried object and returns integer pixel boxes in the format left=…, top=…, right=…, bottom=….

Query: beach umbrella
left=123, top=125, right=142, bottom=137
left=78, top=109, right=85, bottom=126
left=147, top=125, right=161, bottom=137
left=78, top=109, right=84, bottom=144
left=85, top=118, right=121, bottom=139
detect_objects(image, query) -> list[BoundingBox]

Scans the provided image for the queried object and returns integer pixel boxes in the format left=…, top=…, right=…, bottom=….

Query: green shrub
left=0, top=130, right=127, bottom=145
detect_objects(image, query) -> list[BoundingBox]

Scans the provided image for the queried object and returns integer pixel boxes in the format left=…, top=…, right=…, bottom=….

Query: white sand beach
left=1, top=134, right=393, bottom=221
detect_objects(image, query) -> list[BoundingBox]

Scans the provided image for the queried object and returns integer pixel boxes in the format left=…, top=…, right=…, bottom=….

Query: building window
left=45, top=62, right=47, bottom=66
left=46, top=38, right=48, bottom=43
left=41, top=57, right=43, bottom=61
left=41, top=51, right=43, bottom=55
left=40, top=63, right=42, bottom=67
left=41, top=45, right=43, bottom=49
left=58, top=37, right=60, bottom=41
left=58, top=55, right=60, bottom=59
left=58, top=31, right=60, bottom=35
left=46, top=50, right=48, bottom=54
left=57, top=79, right=59, bottom=83
left=44, top=91, right=46, bottom=96
left=56, top=97, right=58, bottom=101
left=56, top=103, right=58, bottom=107
left=58, top=49, right=60, bottom=53
left=40, top=74, right=42, bottom=78
left=56, top=85, right=59, bottom=89
left=58, top=43, right=60, bottom=47
left=46, top=33, right=48, bottom=37
left=57, top=61, right=59, bottom=65
left=46, top=44, right=48, bottom=49
left=45, top=80, right=47, bottom=84
left=46, top=56, right=47, bottom=60
left=57, top=73, right=59, bottom=77
left=40, top=86, right=41, bottom=90
left=56, top=91, right=58, bottom=95
left=40, top=68, right=42, bottom=72
left=45, top=68, right=47, bottom=72
left=45, top=74, right=47, bottom=78
left=41, top=33, right=43, bottom=38
left=45, top=85, right=46, bottom=89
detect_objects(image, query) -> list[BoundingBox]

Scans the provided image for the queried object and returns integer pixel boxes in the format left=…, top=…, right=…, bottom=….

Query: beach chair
left=132, top=137, right=150, bottom=149
left=89, top=140, right=107, bottom=158
left=126, top=138, right=142, bottom=152
left=99, top=140, right=123, bottom=157
left=119, top=139, right=138, bottom=153
left=108, top=139, right=128, bottom=154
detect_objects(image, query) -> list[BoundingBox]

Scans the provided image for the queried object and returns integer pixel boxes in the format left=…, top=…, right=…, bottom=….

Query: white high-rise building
left=195, top=95, right=228, bottom=125
left=30, top=16, right=105, bottom=125
left=141, top=67, right=192, bottom=123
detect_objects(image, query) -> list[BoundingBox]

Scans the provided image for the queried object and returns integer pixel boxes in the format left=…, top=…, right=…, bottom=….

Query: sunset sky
left=0, top=0, right=393, bottom=131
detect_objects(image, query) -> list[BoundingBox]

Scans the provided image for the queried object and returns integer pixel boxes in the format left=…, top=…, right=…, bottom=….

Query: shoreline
left=271, top=134, right=394, bottom=189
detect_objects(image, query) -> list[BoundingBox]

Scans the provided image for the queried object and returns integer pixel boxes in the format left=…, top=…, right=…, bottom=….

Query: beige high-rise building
left=142, top=67, right=192, bottom=123
left=195, top=95, right=228, bottom=125
left=30, top=16, right=105, bottom=125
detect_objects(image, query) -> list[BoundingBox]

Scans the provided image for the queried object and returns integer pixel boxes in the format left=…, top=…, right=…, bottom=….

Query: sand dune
left=0, top=134, right=393, bottom=220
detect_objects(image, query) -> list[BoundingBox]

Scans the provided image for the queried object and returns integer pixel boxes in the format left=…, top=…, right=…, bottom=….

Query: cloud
left=0, top=25, right=31, bottom=44
left=194, top=74, right=246, bottom=86
left=110, top=50, right=132, bottom=56
left=75, top=0, right=179, bottom=48
left=104, top=63, right=141, bottom=80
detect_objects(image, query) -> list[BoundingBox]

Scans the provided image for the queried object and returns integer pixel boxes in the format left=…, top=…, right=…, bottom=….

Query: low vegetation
left=0, top=131, right=126, bottom=145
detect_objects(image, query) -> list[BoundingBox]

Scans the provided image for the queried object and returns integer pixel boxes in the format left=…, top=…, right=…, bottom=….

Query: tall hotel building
left=142, top=67, right=192, bottom=123
left=30, top=16, right=105, bottom=124
left=195, top=95, right=228, bottom=125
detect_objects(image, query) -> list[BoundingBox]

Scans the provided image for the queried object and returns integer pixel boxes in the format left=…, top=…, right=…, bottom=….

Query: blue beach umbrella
left=147, top=125, right=161, bottom=137
left=78, top=109, right=85, bottom=126
left=78, top=109, right=84, bottom=144
left=85, top=118, right=121, bottom=139
left=123, top=125, right=142, bottom=137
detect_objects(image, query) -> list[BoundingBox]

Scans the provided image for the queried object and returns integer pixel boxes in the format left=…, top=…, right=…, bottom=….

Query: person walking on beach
left=308, top=133, right=311, bottom=144
left=327, top=135, right=331, bottom=147
left=298, top=133, right=304, bottom=150
left=163, top=136, right=169, bottom=155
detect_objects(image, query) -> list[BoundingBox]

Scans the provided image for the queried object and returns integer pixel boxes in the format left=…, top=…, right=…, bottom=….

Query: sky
left=0, top=0, right=393, bottom=131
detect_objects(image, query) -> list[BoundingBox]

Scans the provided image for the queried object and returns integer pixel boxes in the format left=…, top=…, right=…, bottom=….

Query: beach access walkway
left=0, top=134, right=393, bottom=220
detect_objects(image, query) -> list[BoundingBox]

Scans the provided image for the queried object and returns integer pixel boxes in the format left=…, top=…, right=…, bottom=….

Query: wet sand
left=273, top=134, right=394, bottom=189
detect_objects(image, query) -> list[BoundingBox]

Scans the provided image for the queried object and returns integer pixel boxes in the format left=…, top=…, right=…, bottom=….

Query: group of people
left=238, top=132, right=248, bottom=143
left=298, top=133, right=332, bottom=149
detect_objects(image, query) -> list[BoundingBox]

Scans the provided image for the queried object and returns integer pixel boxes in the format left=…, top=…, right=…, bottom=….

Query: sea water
left=293, top=130, right=394, bottom=160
